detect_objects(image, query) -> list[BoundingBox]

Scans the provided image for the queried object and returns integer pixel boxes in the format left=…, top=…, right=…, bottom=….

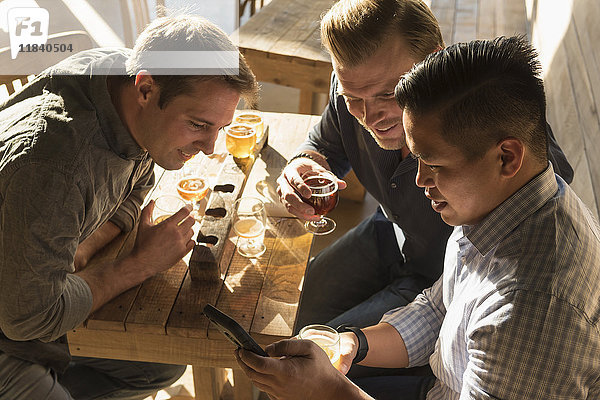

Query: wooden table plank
left=124, top=259, right=188, bottom=334
left=237, top=0, right=302, bottom=56
left=251, top=218, right=312, bottom=340
left=268, top=0, right=334, bottom=61
left=85, top=230, right=138, bottom=331
left=69, top=329, right=244, bottom=367
left=209, top=217, right=278, bottom=339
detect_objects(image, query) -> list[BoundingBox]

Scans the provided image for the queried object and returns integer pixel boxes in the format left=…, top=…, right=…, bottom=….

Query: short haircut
left=126, top=14, right=259, bottom=108
left=320, top=0, right=445, bottom=67
left=395, top=36, right=548, bottom=163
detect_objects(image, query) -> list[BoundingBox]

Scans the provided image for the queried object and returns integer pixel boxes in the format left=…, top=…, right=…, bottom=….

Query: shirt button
left=391, top=182, right=397, bottom=189
left=393, top=214, right=400, bottom=220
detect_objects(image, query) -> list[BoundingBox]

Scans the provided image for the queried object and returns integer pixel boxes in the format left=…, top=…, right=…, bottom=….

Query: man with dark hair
left=0, top=14, right=258, bottom=399
left=278, top=0, right=573, bottom=336
left=238, top=36, right=600, bottom=400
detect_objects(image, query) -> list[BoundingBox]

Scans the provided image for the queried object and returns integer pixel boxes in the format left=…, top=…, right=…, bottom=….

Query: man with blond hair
left=0, top=15, right=257, bottom=399
left=279, top=0, right=572, bottom=341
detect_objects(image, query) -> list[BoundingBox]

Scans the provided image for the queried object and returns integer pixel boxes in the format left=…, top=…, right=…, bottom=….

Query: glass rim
left=235, top=110, right=262, bottom=119
left=233, top=196, right=265, bottom=213
left=302, top=171, right=338, bottom=192
left=176, top=176, right=207, bottom=194
left=153, top=194, right=186, bottom=211
left=298, top=324, right=340, bottom=345
left=224, top=123, right=256, bottom=138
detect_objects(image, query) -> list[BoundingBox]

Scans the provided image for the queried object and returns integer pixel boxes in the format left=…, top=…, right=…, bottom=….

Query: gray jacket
left=0, top=48, right=154, bottom=372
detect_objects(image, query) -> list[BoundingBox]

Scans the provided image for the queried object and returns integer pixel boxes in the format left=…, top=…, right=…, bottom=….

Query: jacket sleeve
left=296, top=73, right=353, bottom=178
left=0, top=163, right=92, bottom=342
left=109, top=158, right=155, bottom=232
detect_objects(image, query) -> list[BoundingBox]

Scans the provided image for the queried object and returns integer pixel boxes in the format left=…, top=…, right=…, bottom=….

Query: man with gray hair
left=0, top=14, right=257, bottom=399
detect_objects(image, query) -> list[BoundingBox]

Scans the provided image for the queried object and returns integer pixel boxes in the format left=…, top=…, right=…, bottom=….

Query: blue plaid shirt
left=382, top=164, right=600, bottom=399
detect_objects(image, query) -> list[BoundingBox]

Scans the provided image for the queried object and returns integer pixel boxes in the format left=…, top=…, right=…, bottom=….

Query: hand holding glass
left=298, top=324, right=341, bottom=370
left=300, top=170, right=339, bottom=235
left=153, top=195, right=187, bottom=225
left=232, top=197, right=267, bottom=258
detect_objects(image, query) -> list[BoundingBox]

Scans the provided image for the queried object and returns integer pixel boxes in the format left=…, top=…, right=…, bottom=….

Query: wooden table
left=68, top=112, right=322, bottom=400
left=236, top=0, right=336, bottom=114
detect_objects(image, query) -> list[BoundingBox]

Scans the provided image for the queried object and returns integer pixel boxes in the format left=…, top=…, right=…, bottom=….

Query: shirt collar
left=88, top=51, right=147, bottom=161
left=465, top=162, right=559, bottom=255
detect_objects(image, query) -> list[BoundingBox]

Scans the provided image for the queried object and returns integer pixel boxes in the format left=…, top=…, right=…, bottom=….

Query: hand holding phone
left=202, top=304, right=268, bottom=357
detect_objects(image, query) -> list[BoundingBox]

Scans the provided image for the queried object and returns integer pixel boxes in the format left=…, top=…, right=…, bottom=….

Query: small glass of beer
left=225, top=123, right=257, bottom=160
left=153, top=195, right=186, bottom=225
left=235, top=111, right=264, bottom=142
left=298, top=324, right=341, bottom=370
left=176, top=176, right=209, bottom=205
left=300, top=170, right=339, bottom=235
left=232, top=197, right=267, bottom=258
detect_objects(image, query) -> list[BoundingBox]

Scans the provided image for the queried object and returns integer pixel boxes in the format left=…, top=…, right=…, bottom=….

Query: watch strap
left=286, top=152, right=315, bottom=165
left=337, top=325, right=369, bottom=364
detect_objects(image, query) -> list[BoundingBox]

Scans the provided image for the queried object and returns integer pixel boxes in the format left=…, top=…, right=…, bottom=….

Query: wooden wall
left=527, top=0, right=600, bottom=220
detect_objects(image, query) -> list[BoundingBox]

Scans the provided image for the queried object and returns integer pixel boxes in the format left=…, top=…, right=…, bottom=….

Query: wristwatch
left=337, top=325, right=369, bottom=364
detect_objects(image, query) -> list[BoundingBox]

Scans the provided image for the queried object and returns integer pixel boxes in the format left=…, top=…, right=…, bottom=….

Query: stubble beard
left=357, top=118, right=406, bottom=151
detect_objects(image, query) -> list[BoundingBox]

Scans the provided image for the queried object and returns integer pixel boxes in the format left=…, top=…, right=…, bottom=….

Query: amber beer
left=233, top=218, right=265, bottom=240
left=300, top=171, right=339, bottom=235
left=225, top=123, right=256, bottom=159
left=235, top=111, right=264, bottom=141
left=153, top=215, right=170, bottom=225
left=303, top=176, right=339, bottom=216
left=177, top=176, right=209, bottom=203
left=298, top=325, right=341, bottom=370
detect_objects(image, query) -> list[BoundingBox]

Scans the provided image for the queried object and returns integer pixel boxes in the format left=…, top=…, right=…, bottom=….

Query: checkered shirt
left=382, top=164, right=600, bottom=399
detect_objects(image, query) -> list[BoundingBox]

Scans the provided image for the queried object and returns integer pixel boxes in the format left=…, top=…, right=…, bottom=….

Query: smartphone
left=202, top=304, right=268, bottom=357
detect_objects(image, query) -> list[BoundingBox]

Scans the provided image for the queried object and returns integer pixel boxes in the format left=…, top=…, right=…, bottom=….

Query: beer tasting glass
left=232, top=197, right=267, bottom=258
left=300, top=170, right=339, bottom=235
left=235, top=110, right=264, bottom=142
left=225, top=123, right=257, bottom=160
left=298, top=324, right=341, bottom=370
left=176, top=175, right=209, bottom=206
left=153, top=195, right=186, bottom=225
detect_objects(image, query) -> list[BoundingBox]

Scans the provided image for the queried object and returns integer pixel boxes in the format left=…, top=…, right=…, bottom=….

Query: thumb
left=338, top=358, right=352, bottom=375
left=141, top=200, right=155, bottom=226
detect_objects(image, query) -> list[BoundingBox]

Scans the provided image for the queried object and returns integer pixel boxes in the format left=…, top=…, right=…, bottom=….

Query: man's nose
left=200, top=141, right=215, bottom=155
left=363, top=99, right=385, bottom=127
left=415, top=160, right=432, bottom=188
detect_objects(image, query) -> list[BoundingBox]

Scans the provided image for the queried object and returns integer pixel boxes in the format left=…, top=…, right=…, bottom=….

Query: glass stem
left=312, top=217, right=326, bottom=227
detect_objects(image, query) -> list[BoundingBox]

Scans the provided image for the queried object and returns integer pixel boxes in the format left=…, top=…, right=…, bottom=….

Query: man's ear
left=498, top=138, right=524, bottom=178
left=134, top=70, right=156, bottom=104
